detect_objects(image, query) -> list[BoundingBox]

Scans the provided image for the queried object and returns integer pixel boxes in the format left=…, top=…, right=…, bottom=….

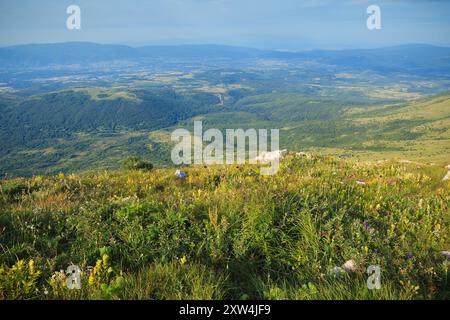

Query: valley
left=0, top=43, right=449, bottom=176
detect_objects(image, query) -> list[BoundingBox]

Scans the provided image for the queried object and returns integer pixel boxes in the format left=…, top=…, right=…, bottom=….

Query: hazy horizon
left=1, top=0, right=449, bottom=51
left=2, top=41, right=450, bottom=52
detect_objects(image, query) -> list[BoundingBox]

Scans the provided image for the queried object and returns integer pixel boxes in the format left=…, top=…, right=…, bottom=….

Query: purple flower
left=407, top=252, right=413, bottom=259
left=363, top=221, right=370, bottom=230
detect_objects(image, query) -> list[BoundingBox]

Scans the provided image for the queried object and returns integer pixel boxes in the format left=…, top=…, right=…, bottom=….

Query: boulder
left=254, top=149, right=287, bottom=163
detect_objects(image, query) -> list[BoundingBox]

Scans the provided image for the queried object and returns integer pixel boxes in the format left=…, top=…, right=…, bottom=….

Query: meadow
left=1, top=154, right=448, bottom=300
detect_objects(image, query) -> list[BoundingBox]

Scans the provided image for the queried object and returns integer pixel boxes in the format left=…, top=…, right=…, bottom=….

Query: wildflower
left=88, top=274, right=95, bottom=286
left=17, top=260, right=25, bottom=269
left=102, top=254, right=109, bottom=266
left=180, top=255, right=187, bottom=266
left=407, top=252, right=414, bottom=259
left=28, top=259, right=34, bottom=270
left=356, top=180, right=366, bottom=186
left=363, top=220, right=370, bottom=230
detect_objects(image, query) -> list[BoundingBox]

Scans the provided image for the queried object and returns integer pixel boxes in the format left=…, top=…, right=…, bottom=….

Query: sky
left=0, top=0, right=449, bottom=50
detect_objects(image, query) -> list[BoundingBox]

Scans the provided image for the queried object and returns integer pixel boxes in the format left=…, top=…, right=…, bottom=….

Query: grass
left=0, top=154, right=449, bottom=300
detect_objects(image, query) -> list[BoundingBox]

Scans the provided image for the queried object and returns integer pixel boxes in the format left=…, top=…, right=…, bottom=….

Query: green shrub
left=123, top=157, right=154, bottom=171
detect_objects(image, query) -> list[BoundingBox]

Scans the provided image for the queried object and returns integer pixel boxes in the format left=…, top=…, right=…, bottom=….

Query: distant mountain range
left=1, top=42, right=450, bottom=75
left=0, top=43, right=267, bottom=68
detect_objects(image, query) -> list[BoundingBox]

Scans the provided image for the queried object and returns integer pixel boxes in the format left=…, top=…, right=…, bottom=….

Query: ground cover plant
left=1, top=154, right=448, bottom=299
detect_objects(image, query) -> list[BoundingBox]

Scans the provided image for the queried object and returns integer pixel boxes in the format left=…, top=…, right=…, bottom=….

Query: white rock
left=443, top=171, right=450, bottom=181
left=441, top=251, right=450, bottom=259
left=342, top=259, right=357, bottom=273
left=175, top=170, right=187, bottom=179
left=254, top=149, right=287, bottom=163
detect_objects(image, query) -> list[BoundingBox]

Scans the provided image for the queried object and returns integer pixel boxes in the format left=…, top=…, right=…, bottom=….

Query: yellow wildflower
left=28, top=259, right=35, bottom=272
left=102, top=254, right=109, bottom=266
left=17, top=260, right=25, bottom=269
left=88, top=274, right=95, bottom=286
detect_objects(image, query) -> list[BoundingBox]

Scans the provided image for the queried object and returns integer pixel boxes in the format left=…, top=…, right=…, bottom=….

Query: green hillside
left=0, top=90, right=449, bottom=177
left=154, top=92, right=450, bottom=165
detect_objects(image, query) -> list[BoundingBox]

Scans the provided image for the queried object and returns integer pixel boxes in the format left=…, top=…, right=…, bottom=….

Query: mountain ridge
left=1, top=42, right=450, bottom=71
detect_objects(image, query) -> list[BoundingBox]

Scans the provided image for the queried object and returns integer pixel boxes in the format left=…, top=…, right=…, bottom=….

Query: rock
left=443, top=171, right=450, bottom=181
left=254, top=149, right=287, bottom=163
left=445, top=164, right=450, bottom=169
left=342, top=259, right=357, bottom=273
left=441, top=251, right=450, bottom=259
left=356, top=180, right=366, bottom=186
left=175, top=170, right=187, bottom=179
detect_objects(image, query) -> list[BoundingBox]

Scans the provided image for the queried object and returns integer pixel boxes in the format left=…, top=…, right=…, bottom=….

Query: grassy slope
left=329, top=94, right=450, bottom=162
left=1, top=155, right=449, bottom=299
left=187, top=92, right=450, bottom=163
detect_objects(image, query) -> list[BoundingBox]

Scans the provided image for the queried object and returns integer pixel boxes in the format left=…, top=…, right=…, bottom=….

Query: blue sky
left=0, top=0, right=449, bottom=50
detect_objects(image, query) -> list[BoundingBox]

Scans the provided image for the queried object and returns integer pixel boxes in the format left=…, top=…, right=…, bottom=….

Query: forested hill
left=0, top=88, right=449, bottom=177
left=0, top=88, right=219, bottom=147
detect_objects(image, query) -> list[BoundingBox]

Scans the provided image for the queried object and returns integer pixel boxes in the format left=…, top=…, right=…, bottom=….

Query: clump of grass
left=117, top=260, right=225, bottom=300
